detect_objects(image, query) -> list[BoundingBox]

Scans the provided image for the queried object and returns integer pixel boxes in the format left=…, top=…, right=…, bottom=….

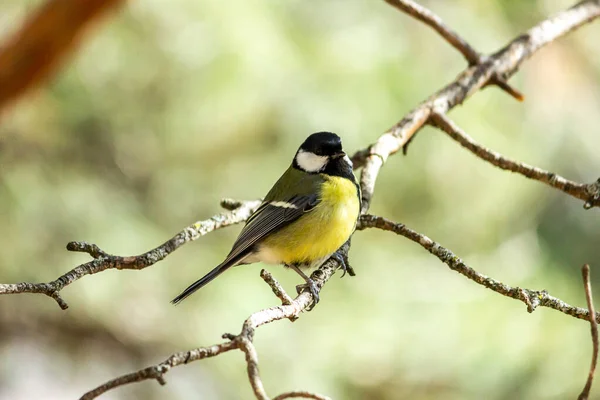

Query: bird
left=172, top=131, right=361, bottom=306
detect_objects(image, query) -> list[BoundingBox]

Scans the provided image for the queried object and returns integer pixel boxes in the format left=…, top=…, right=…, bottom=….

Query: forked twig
left=353, top=0, right=600, bottom=213
left=383, top=0, right=523, bottom=100
left=80, top=254, right=342, bottom=400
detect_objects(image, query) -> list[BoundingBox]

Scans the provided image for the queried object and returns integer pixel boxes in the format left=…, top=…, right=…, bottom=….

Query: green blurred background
left=1, top=0, right=600, bottom=399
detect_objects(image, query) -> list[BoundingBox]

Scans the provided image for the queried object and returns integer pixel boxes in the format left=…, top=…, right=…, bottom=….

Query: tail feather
left=172, top=255, right=244, bottom=304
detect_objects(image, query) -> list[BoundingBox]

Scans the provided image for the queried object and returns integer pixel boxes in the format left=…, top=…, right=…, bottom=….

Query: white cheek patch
left=342, top=154, right=353, bottom=169
left=295, top=150, right=328, bottom=172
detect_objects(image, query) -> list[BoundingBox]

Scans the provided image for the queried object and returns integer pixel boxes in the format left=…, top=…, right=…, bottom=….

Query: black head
left=293, top=132, right=354, bottom=181
left=298, top=131, right=343, bottom=157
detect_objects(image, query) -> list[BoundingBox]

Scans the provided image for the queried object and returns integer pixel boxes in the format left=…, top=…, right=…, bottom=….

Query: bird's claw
left=296, top=278, right=320, bottom=310
left=331, top=251, right=355, bottom=278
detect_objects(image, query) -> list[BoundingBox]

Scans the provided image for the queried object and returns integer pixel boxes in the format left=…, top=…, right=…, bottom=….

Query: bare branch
left=235, top=334, right=269, bottom=400
left=579, top=264, right=598, bottom=400
left=429, top=112, right=600, bottom=209
left=353, top=0, right=600, bottom=213
left=357, top=215, right=600, bottom=323
left=261, top=269, right=294, bottom=306
left=490, top=78, right=525, bottom=101
left=79, top=342, right=238, bottom=400
left=383, top=0, right=523, bottom=101
left=383, top=0, right=480, bottom=63
left=80, top=254, right=342, bottom=399
left=80, top=211, right=600, bottom=400
left=0, top=199, right=261, bottom=309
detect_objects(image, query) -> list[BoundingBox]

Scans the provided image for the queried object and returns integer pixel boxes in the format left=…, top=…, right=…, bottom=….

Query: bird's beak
left=332, top=151, right=346, bottom=159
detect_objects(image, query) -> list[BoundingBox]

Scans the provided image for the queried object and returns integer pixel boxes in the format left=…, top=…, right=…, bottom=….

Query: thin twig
left=357, top=215, right=600, bottom=323
left=0, top=199, right=261, bottom=309
left=383, top=0, right=523, bottom=101
left=261, top=269, right=294, bottom=306
left=237, top=335, right=269, bottom=400
left=79, top=342, right=238, bottom=400
left=489, top=77, right=524, bottom=101
left=353, top=0, right=600, bottom=213
left=578, top=264, right=598, bottom=400
left=429, top=112, right=600, bottom=209
left=383, top=0, right=480, bottom=63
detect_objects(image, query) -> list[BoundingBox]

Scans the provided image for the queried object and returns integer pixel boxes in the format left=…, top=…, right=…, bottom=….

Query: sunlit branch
left=383, top=0, right=523, bottom=101
left=429, top=112, right=600, bottom=209
left=80, top=253, right=341, bottom=400
left=0, top=199, right=262, bottom=309
left=357, top=214, right=600, bottom=322
left=353, top=0, right=600, bottom=213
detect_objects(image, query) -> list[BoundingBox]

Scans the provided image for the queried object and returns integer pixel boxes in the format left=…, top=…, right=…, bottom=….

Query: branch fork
left=80, top=252, right=337, bottom=400
left=356, top=0, right=600, bottom=214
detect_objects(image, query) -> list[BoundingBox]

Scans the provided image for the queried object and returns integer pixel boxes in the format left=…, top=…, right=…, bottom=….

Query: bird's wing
left=222, top=194, right=319, bottom=264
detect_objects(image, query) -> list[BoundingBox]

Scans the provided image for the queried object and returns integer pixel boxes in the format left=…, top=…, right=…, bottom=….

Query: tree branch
left=383, top=0, right=523, bottom=101
left=579, top=264, right=598, bottom=400
left=80, top=252, right=341, bottom=400
left=79, top=341, right=239, bottom=400
left=0, top=199, right=261, bottom=309
left=2, top=1, right=599, bottom=399
left=261, top=269, right=294, bottom=306
left=79, top=213, right=600, bottom=399
left=383, top=0, right=480, bottom=64
left=353, top=0, right=600, bottom=213
left=429, top=112, right=600, bottom=209
left=357, top=214, right=600, bottom=323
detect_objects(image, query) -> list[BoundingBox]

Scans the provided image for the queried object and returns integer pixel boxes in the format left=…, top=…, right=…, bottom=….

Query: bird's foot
left=331, top=250, right=355, bottom=278
left=296, top=278, right=320, bottom=310
left=287, top=263, right=321, bottom=310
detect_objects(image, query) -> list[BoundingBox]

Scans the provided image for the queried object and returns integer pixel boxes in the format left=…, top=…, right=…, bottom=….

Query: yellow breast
left=261, top=175, right=360, bottom=266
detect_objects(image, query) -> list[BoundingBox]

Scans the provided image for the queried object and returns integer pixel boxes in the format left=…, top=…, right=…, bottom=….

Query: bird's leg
left=288, top=263, right=320, bottom=308
left=332, top=241, right=355, bottom=278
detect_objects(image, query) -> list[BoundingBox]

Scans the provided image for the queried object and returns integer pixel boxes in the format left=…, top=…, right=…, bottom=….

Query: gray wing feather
left=222, top=195, right=318, bottom=265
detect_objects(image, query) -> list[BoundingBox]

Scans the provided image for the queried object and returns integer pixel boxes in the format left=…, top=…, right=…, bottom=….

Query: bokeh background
left=1, top=0, right=600, bottom=399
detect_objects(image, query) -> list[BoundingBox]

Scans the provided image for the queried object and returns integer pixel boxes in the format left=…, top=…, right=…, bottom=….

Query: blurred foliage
left=1, top=0, right=600, bottom=399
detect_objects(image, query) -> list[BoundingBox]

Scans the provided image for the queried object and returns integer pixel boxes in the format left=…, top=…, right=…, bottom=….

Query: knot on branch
left=220, top=198, right=246, bottom=210
left=518, top=288, right=547, bottom=313
left=222, top=332, right=239, bottom=342
left=49, top=289, right=68, bottom=310
left=66, top=241, right=109, bottom=259
left=153, top=367, right=168, bottom=386
left=583, top=178, right=600, bottom=210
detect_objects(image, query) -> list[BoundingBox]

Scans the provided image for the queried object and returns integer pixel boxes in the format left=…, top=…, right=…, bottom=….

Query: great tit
left=172, top=131, right=360, bottom=305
